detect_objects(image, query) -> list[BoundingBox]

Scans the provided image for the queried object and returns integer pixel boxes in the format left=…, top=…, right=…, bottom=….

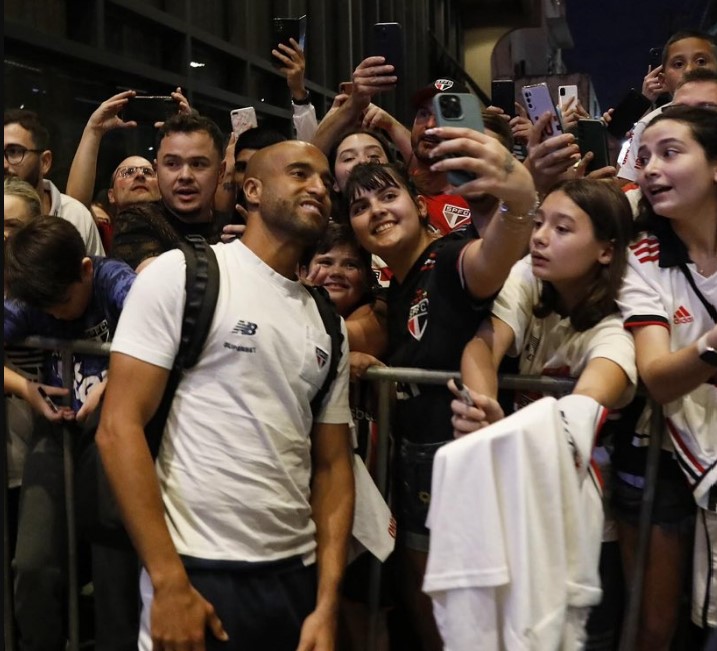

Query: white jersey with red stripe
left=618, top=230, right=717, bottom=510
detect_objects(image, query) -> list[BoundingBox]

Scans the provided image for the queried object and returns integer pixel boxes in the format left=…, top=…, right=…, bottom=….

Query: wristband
left=292, top=90, right=312, bottom=105
left=498, top=191, right=540, bottom=226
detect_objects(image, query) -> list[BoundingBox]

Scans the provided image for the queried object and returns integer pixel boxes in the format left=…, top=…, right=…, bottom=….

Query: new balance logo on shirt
left=673, top=306, right=694, bottom=324
left=232, top=320, right=258, bottom=335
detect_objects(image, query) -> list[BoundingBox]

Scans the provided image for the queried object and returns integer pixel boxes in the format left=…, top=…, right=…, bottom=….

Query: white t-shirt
left=424, top=395, right=606, bottom=650
left=493, top=257, right=637, bottom=409
left=112, top=240, right=351, bottom=563
left=44, top=179, right=105, bottom=256
left=618, top=232, right=717, bottom=510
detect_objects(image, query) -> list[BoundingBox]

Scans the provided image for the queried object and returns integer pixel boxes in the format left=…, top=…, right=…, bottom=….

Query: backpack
left=76, top=235, right=344, bottom=544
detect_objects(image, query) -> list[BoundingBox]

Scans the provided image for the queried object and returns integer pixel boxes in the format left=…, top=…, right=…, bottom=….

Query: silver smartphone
left=521, top=82, right=563, bottom=140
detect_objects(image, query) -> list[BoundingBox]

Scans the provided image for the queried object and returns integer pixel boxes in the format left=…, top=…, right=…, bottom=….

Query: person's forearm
left=640, top=340, right=716, bottom=404
left=310, top=445, right=354, bottom=614
left=383, top=118, right=413, bottom=164
left=4, top=365, right=28, bottom=397
left=345, top=303, right=387, bottom=358
left=461, top=337, right=500, bottom=399
left=312, top=94, right=369, bottom=155
left=66, top=126, right=104, bottom=206
left=96, top=415, right=187, bottom=589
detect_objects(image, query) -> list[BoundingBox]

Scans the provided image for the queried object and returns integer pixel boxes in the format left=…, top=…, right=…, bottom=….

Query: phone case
left=491, top=79, right=515, bottom=117
left=432, top=92, right=484, bottom=186
left=371, top=22, right=403, bottom=80
left=577, top=119, right=610, bottom=172
left=558, top=85, right=579, bottom=110
left=521, top=83, right=563, bottom=140
left=272, top=15, right=307, bottom=65
left=230, top=107, right=258, bottom=137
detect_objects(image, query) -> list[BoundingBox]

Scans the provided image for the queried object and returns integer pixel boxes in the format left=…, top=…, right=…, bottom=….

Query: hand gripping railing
left=3, top=339, right=661, bottom=651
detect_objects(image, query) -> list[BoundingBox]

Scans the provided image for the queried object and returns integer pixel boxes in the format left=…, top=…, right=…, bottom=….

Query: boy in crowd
left=4, top=216, right=138, bottom=651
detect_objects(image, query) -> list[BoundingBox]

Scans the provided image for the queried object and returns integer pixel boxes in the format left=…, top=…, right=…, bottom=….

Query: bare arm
left=213, top=131, right=237, bottom=215
left=312, top=56, right=396, bottom=155
left=632, top=324, right=717, bottom=404
left=297, top=422, right=354, bottom=651
left=4, top=365, right=72, bottom=421
left=428, top=126, right=536, bottom=299
left=96, top=352, right=226, bottom=649
left=345, top=299, right=387, bottom=358
left=66, top=90, right=136, bottom=205
left=450, top=318, right=514, bottom=436
left=361, top=103, right=413, bottom=163
left=572, top=357, right=632, bottom=408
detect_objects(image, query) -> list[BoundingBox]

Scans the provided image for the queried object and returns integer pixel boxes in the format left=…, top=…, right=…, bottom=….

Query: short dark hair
left=235, top=127, right=287, bottom=161
left=5, top=216, right=87, bottom=309
left=155, top=112, right=225, bottom=160
left=534, top=179, right=632, bottom=332
left=344, top=162, right=430, bottom=230
left=482, top=112, right=515, bottom=151
left=3, top=109, right=50, bottom=150
left=662, top=29, right=717, bottom=66
left=678, top=66, right=717, bottom=87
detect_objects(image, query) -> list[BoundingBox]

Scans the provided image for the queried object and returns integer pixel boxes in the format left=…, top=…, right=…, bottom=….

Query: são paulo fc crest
left=434, top=79, right=454, bottom=91
left=316, top=346, right=329, bottom=369
left=408, top=296, right=429, bottom=341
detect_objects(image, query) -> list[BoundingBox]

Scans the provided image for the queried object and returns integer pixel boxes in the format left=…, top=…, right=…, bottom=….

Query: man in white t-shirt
left=97, top=140, right=354, bottom=650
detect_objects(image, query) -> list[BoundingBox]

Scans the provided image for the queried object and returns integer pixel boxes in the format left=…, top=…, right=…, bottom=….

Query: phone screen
left=122, top=96, right=176, bottom=123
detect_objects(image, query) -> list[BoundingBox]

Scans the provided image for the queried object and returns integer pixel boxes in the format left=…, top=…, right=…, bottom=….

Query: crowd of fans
left=4, top=27, right=717, bottom=651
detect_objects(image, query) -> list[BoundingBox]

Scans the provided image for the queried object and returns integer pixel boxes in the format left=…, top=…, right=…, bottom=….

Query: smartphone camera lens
left=439, top=95, right=462, bottom=119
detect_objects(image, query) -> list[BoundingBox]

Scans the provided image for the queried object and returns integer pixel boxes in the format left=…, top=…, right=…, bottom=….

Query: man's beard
left=262, top=196, right=328, bottom=246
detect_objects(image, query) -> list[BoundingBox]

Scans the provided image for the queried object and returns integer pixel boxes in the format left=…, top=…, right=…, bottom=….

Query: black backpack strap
left=145, top=236, right=219, bottom=457
left=306, top=285, right=344, bottom=419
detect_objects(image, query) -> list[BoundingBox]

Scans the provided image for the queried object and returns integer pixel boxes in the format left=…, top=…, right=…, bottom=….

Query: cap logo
left=434, top=79, right=454, bottom=91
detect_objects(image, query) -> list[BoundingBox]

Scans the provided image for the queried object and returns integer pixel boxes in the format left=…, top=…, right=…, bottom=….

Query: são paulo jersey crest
left=408, top=289, right=429, bottom=341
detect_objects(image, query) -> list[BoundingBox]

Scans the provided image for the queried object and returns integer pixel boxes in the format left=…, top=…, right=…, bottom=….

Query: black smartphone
left=491, top=79, right=515, bottom=117
left=648, top=46, right=663, bottom=70
left=577, top=119, right=610, bottom=173
left=272, top=15, right=307, bottom=66
left=432, top=92, right=484, bottom=186
left=122, top=96, right=176, bottom=123
left=371, top=22, right=403, bottom=81
left=606, top=88, right=652, bottom=139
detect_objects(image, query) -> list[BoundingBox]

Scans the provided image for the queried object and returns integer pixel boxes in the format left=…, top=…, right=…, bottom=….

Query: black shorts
left=394, top=439, right=450, bottom=552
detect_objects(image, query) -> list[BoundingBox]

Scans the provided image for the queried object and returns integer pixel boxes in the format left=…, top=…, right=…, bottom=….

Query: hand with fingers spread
left=426, top=126, right=536, bottom=212
left=524, top=112, right=581, bottom=194
left=447, top=378, right=504, bottom=437
left=87, top=90, right=138, bottom=134
left=642, top=65, right=666, bottom=103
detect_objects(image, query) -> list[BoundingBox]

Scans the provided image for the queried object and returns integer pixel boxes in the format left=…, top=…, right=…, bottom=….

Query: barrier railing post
left=61, top=348, right=80, bottom=651
left=618, top=400, right=664, bottom=651
left=4, top=399, right=16, bottom=650
left=366, top=377, right=393, bottom=651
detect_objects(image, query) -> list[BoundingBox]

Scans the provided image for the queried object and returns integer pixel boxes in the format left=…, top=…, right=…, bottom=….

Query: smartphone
left=272, top=14, right=307, bottom=66
left=648, top=47, right=663, bottom=70
left=230, top=107, right=258, bottom=137
left=122, top=95, right=176, bottom=123
left=606, top=88, right=652, bottom=139
left=491, top=79, right=515, bottom=117
left=577, top=119, right=611, bottom=173
left=371, top=22, right=403, bottom=81
left=432, top=92, right=484, bottom=186
left=521, top=83, right=563, bottom=140
left=558, top=84, right=579, bottom=111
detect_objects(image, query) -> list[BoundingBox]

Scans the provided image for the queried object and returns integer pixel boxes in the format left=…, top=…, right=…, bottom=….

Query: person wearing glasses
left=4, top=108, right=105, bottom=255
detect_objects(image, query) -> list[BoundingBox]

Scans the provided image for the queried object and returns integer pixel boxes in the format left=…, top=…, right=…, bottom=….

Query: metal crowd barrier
left=4, top=338, right=662, bottom=651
